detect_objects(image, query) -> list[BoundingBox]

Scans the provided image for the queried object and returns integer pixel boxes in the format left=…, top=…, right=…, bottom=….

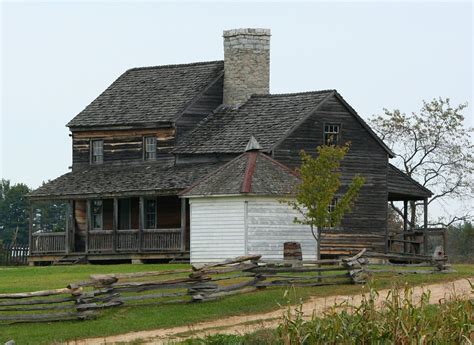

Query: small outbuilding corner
left=181, top=138, right=317, bottom=264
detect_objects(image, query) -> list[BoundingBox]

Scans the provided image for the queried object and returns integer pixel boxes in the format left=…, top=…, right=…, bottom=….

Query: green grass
left=0, top=264, right=472, bottom=344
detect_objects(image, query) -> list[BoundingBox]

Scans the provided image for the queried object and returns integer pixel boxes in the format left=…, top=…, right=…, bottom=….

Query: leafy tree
left=289, top=144, right=365, bottom=259
left=0, top=179, right=30, bottom=244
left=446, top=222, right=474, bottom=263
left=370, top=98, right=473, bottom=227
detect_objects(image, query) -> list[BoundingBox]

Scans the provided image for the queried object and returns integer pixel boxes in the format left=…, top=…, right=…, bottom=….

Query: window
left=91, top=140, right=104, bottom=164
left=328, top=197, right=338, bottom=213
left=144, top=137, right=157, bottom=161
left=324, top=124, right=340, bottom=145
left=328, top=198, right=338, bottom=228
left=92, top=200, right=103, bottom=230
left=145, top=199, right=157, bottom=229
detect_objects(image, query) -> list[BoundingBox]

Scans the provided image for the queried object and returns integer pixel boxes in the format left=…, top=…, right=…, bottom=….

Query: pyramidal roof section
left=181, top=151, right=300, bottom=197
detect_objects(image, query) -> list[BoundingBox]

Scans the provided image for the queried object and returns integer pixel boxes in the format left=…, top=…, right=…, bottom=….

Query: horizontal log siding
left=176, top=76, right=223, bottom=142
left=72, top=128, right=175, bottom=168
left=189, top=198, right=245, bottom=263
left=273, top=95, right=388, bottom=253
left=247, top=198, right=316, bottom=260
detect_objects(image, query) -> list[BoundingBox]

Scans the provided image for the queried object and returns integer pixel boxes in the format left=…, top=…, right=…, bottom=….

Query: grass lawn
left=0, top=263, right=473, bottom=344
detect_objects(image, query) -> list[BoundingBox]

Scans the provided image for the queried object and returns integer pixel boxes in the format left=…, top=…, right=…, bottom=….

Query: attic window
left=91, top=140, right=103, bottom=164
left=324, top=124, right=340, bottom=145
left=144, top=137, right=157, bottom=161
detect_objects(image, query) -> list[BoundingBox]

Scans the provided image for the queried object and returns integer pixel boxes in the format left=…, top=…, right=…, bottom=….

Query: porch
left=28, top=195, right=189, bottom=264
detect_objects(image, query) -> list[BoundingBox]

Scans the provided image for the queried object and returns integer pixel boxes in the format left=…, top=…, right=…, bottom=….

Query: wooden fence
left=0, top=243, right=28, bottom=266
left=0, top=249, right=451, bottom=324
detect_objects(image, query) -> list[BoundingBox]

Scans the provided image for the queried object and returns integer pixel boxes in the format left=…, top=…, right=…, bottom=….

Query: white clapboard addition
left=190, top=198, right=246, bottom=263
left=247, top=198, right=316, bottom=260
left=189, top=196, right=316, bottom=263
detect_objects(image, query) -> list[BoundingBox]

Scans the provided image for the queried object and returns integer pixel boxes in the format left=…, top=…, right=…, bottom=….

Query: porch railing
left=31, top=232, right=66, bottom=254
left=84, top=229, right=181, bottom=254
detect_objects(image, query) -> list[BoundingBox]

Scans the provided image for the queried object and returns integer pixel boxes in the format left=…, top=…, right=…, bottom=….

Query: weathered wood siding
left=273, top=94, right=388, bottom=254
left=72, top=128, right=176, bottom=169
left=189, top=198, right=246, bottom=263
left=176, top=76, right=223, bottom=142
left=246, top=198, right=316, bottom=260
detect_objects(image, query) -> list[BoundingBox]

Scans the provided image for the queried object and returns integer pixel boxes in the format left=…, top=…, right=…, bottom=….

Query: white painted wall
left=247, top=198, right=316, bottom=260
left=189, top=198, right=246, bottom=263
left=189, top=196, right=317, bottom=263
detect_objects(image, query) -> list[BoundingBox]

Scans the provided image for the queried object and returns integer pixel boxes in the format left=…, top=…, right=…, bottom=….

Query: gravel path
left=74, top=278, right=472, bottom=345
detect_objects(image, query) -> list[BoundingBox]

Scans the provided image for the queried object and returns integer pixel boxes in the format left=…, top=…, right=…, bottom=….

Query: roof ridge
left=250, top=89, right=336, bottom=98
left=126, top=60, right=224, bottom=73
left=258, top=153, right=300, bottom=178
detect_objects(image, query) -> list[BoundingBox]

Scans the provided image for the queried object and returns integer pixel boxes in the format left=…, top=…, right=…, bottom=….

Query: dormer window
left=324, top=124, right=340, bottom=145
left=144, top=136, right=157, bottom=161
left=91, top=140, right=103, bottom=164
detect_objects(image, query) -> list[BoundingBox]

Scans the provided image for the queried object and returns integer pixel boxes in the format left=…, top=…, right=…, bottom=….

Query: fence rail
left=0, top=243, right=29, bottom=266
left=0, top=249, right=452, bottom=324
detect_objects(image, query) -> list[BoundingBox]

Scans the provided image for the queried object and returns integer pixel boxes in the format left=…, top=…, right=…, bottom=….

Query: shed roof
left=28, top=162, right=224, bottom=200
left=67, top=60, right=224, bottom=128
left=181, top=149, right=300, bottom=197
left=387, top=163, right=433, bottom=200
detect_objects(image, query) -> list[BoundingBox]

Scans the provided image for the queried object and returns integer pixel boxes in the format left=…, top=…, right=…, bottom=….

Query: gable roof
left=67, top=60, right=224, bottom=129
left=173, top=89, right=394, bottom=157
left=181, top=150, right=300, bottom=197
left=387, top=163, right=432, bottom=200
left=28, top=162, right=224, bottom=200
left=174, top=90, right=335, bottom=154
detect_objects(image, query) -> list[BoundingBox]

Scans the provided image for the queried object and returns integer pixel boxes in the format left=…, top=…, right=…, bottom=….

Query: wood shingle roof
left=67, top=61, right=224, bottom=128
left=29, top=162, right=224, bottom=200
left=173, top=90, right=335, bottom=154
left=181, top=150, right=300, bottom=197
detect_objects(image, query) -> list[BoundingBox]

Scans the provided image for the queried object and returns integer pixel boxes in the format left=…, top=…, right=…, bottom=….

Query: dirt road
left=75, top=278, right=472, bottom=345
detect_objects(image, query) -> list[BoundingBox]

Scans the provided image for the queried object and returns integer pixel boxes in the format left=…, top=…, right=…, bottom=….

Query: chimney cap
left=223, top=28, right=271, bottom=38
left=245, top=136, right=262, bottom=152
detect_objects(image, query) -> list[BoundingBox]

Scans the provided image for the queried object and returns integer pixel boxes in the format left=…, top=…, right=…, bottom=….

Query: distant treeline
left=0, top=179, right=66, bottom=245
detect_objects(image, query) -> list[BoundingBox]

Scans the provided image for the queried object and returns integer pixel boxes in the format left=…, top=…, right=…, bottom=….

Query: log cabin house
left=28, top=28, right=433, bottom=265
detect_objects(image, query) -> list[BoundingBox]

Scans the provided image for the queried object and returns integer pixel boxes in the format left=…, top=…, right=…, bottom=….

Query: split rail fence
left=0, top=249, right=451, bottom=324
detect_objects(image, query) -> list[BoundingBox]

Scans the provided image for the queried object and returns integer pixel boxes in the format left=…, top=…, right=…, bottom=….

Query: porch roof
left=28, top=162, right=224, bottom=200
left=387, top=164, right=432, bottom=201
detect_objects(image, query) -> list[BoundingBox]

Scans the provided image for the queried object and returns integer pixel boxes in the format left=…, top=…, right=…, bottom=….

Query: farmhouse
left=28, top=28, right=432, bottom=264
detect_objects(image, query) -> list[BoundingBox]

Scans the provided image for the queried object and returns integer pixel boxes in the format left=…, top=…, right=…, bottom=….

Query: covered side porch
left=28, top=195, right=189, bottom=264
left=386, top=164, right=446, bottom=256
left=26, top=162, right=223, bottom=264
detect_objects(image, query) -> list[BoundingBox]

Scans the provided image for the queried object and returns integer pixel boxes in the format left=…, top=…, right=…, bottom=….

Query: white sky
left=1, top=1, right=472, bottom=218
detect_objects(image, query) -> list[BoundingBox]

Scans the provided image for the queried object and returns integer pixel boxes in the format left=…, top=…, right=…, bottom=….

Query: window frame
left=143, top=136, right=157, bottom=161
left=91, top=199, right=103, bottom=230
left=323, top=123, right=341, bottom=145
left=90, top=139, right=104, bottom=165
left=145, top=198, right=157, bottom=229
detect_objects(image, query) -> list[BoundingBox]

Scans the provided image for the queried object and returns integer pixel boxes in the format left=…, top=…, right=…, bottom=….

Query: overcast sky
left=1, top=1, right=472, bottom=214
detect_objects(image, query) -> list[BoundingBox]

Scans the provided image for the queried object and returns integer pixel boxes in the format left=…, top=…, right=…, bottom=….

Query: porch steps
left=53, top=256, right=87, bottom=265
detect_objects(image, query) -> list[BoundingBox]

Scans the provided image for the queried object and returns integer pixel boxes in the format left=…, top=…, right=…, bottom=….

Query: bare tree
left=371, top=98, right=473, bottom=227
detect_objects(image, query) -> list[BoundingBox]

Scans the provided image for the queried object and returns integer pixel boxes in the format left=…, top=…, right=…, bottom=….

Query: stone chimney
left=223, top=28, right=270, bottom=107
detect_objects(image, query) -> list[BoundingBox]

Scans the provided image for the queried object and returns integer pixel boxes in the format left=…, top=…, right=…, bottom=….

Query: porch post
left=86, top=199, right=91, bottom=254
left=65, top=201, right=71, bottom=254
left=180, top=198, right=186, bottom=252
left=28, top=203, right=33, bottom=255
left=423, top=197, right=428, bottom=254
left=403, top=200, right=408, bottom=254
left=139, top=197, right=144, bottom=252
left=113, top=198, right=118, bottom=253
left=70, top=200, right=75, bottom=253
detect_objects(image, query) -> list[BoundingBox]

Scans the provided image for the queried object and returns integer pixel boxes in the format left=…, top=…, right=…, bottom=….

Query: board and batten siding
left=189, top=196, right=316, bottom=263
left=189, top=198, right=246, bottom=263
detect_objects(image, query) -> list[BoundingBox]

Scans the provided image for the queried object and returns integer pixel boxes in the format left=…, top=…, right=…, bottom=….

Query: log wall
left=72, top=128, right=176, bottom=169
